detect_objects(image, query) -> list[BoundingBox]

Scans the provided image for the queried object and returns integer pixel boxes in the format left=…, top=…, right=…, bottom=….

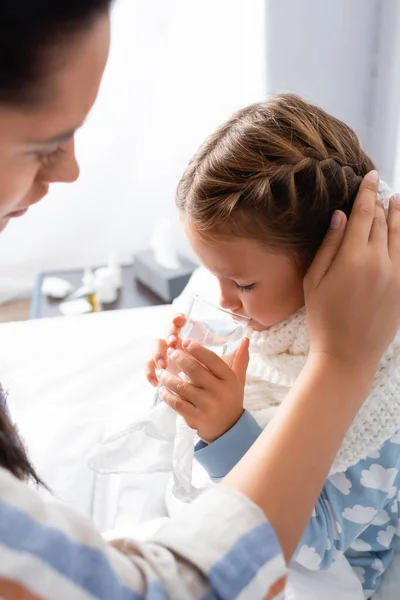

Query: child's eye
left=235, top=283, right=256, bottom=293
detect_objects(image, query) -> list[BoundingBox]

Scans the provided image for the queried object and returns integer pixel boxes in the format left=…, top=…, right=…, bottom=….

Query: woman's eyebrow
left=30, top=119, right=86, bottom=146
left=35, top=128, right=77, bottom=145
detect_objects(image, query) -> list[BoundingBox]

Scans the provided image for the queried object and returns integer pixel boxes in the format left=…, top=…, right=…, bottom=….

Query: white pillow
left=172, top=267, right=220, bottom=313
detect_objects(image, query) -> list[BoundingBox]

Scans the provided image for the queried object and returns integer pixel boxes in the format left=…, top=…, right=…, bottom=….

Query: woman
left=0, top=2, right=399, bottom=598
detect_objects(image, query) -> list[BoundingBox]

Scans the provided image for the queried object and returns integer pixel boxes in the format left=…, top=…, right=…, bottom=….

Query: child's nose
left=219, top=289, right=242, bottom=313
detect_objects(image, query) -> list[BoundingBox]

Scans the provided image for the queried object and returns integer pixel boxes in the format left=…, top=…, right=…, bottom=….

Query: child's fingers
left=388, top=195, right=400, bottom=261
left=159, top=387, right=197, bottom=421
left=232, top=338, right=250, bottom=386
left=166, top=314, right=186, bottom=344
left=182, top=340, right=232, bottom=381
left=172, top=314, right=186, bottom=328
left=144, top=359, right=159, bottom=387
left=343, top=170, right=380, bottom=247
left=305, top=211, right=347, bottom=289
left=166, top=347, right=214, bottom=389
left=152, top=338, right=168, bottom=369
left=155, top=369, right=200, bottom=406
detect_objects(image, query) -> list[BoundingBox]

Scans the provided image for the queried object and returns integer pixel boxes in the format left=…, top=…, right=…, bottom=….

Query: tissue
left=150, top=218, right=180, bottom=270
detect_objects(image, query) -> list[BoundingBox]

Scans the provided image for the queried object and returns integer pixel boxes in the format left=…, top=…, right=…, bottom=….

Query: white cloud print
left=368, top=450, right=381, bottom=459
left=296, top=545, right=322, bottom=569
left=360, top=464, right=397, bottom=493
left=377, top=525, right=396, bottom=548
left=350, top=538, right=372, bottom=552
left=352, top=566, right=365, bottom=584
left=371, top=508, right=390, bottom=526
left=330, top=472, right=352, bottom=495
left=343, top=505, right=377, bottom=524
left=372, top=558, right=384, bottom=572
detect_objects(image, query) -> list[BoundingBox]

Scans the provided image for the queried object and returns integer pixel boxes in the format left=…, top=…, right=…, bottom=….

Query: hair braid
left=177, top=93, right=375, bottom=267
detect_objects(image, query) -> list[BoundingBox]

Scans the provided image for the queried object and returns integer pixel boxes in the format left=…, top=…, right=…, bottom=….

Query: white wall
left=0, top=0, right=266, bottom=300
left=2, top=0, right=400, bottom=302
left=266, top=0, right=400, bottom=184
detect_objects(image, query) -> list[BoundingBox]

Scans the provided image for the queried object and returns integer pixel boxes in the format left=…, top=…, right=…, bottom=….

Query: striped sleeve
left=0, top=467, right=286, bottom=599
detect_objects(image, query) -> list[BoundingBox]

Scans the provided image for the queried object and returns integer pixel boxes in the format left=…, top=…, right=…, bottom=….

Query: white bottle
left=107, top=253, right=123, bottom=289
left=94, top=267, right=118, bottom=304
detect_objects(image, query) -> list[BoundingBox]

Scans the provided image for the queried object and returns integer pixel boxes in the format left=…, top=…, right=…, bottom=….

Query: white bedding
left=0, top=305, right=174, bottom=531
left=0, top=269, right=399, bottom=597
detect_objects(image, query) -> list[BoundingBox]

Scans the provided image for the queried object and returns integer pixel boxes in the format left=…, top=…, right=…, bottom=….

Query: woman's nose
left=41, top=138, right=80, bottom=184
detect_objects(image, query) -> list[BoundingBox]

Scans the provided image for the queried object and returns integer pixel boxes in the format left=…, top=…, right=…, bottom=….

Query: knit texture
left=247, top=308, right=400, bottom=474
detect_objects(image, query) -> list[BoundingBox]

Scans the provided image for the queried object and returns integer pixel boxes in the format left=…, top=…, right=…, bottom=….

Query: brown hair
left=176, top=93, right=375, bottom=269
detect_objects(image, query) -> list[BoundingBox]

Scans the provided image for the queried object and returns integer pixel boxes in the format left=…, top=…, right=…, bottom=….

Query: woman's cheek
left=0, top=166, right=39, bottom=218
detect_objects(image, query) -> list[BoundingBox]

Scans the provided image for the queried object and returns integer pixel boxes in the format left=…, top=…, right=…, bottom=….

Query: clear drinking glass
left=154, top=294, right=250, bottom=405
left=179, top=294, right=250, bottom=357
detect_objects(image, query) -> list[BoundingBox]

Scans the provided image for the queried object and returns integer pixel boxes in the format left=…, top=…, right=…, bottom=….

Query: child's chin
left=248, top=319, right=269, bottom=332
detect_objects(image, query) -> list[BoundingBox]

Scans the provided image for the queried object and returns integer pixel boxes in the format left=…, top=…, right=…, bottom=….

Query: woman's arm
left=222, top=354, right=374, bottom=562
left=0, top=466, right=283, bottom=600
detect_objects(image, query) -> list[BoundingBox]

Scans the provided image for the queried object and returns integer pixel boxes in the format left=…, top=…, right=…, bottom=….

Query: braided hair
left=177, top=93, right=375, bottom=269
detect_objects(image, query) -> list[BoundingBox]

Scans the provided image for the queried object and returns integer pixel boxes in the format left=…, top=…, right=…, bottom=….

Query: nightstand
left=30, top=264, right=167, bottom=319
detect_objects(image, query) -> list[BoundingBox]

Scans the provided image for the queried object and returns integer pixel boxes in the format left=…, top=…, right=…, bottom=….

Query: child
left=150, top=94, right=400, bottom=598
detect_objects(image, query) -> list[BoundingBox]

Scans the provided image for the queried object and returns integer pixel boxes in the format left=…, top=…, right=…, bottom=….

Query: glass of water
left=179, top=294, right=250, bottom=357
left=154, top=295, right=250, bottom=406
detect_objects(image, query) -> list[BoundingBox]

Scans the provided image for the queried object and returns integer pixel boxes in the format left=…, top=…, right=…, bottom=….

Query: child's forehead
left=189, top=233, right=276, bottom=278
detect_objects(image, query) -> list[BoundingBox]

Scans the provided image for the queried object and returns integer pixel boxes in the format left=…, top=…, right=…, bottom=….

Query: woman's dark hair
left=0, top=386, right=45, bottom=486
left=0, top=0, right=113, bottom=106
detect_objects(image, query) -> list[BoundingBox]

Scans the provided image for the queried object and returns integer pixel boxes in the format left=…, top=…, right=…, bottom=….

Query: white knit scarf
left=246, top=306, right=400, bottom=475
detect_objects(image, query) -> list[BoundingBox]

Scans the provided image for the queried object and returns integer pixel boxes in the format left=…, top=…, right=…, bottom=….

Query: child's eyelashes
left=235, top=283, right=256, bottom=293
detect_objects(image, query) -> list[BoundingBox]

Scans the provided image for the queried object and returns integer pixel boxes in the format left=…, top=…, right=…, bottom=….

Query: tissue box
left=133, top=250, right=197, bottom=303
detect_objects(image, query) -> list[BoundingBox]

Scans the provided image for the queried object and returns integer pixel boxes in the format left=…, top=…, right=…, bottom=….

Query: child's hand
left=145, top=314, right=186, bottom=386
left=156, top=338, right=250, bottom=442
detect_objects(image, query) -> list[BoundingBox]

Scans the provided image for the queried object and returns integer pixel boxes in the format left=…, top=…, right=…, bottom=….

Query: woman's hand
left=145, top=314, right=186, bottom=386
left=305, top=170, right=400, bottom=376
left=156, top=338, right=249, bottom=442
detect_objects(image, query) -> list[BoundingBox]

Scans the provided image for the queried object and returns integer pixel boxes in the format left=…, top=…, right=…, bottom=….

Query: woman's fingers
left=159, top=386, right=197, bottom=421
left=368, top=196, right=388, bottom=247
left=388, top=195, right=400, bottom=261
left=166, top=347, right=214, bottom=389
left=156, top=369, right=200, bottom=406
left=182, top=340, right=233, bottom=380
left=305, top=210, right=347, bottom=289
left=342, top=170, right=380, bottom=247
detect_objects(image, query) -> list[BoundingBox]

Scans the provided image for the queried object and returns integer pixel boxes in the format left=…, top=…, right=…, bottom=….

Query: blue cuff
left=194, top=410, right=263, bottom=481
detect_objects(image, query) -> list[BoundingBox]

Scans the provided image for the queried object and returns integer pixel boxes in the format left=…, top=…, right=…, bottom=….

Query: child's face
left=187, top=230, right=305, bottom=331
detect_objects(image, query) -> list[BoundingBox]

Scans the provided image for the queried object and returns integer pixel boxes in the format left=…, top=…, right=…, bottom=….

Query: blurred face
left=0, top=14, right=110, bottom=232
left=187, top=229, right=305, bottom=331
